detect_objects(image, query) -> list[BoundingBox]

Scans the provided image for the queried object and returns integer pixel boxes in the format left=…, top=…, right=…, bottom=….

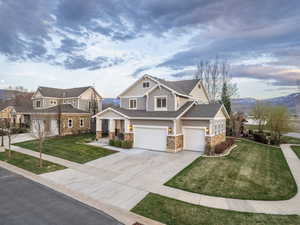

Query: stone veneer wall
left=96, top=131, right=103, bottom=140
left=60, top=114, right=90, bottom=136
left=109, top=132, right=115, bottom=140
left=167, top=135, right=183, bottom=153
left=206, top=133, right=226, bottom=147
left=124, top=133, right=134, bottom=142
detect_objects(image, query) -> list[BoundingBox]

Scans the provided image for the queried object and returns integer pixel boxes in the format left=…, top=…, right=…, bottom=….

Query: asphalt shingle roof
left=38, top=86, right=91, bottom=98
left=182, top=103, right=222, bottom=118
left=32, top=104, right=89, bottom=114
left=147, top=75, right=200, bottom=96
left=110, top=101, right=194, bottom=118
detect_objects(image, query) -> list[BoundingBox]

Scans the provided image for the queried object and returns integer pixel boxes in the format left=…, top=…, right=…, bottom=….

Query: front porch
left=96, top=118, right=133, bottom=142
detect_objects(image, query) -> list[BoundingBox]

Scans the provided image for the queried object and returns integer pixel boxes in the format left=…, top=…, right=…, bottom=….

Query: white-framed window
left=155, top=96, right=167, bottom=111
left=63, top=99, right=67, bottom=104
left=129, top=98, right=137, bottom=109
left=80, top=118, right=84, bottom=127
left=67, top=119, right=73, bottom=128
left=36, top=100, right=41, bottom=108
left=73, top=99, right=76, bottom=105
left=142, top=81, right=150, bottom=88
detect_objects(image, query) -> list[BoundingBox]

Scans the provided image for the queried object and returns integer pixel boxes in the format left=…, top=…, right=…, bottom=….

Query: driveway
left=0, top=167, right=123, bottom=225
left=41, top=148, right=200, bottom=210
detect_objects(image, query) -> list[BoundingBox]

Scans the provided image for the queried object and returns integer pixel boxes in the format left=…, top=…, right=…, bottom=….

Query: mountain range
left=232, top=93, right=300, bottom=115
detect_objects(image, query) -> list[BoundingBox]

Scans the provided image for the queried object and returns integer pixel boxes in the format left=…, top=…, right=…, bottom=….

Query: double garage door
left=134, top=126, right=167, bottom=151
left=183, top=127, right=205, bottom=152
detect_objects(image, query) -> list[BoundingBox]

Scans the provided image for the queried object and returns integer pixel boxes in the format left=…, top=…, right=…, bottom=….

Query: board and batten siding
left=189, top=82, right=209, bottom=103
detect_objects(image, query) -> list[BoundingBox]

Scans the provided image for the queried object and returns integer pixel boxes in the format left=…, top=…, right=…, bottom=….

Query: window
left=80, top=118, right=84, bottom=127
left=50, top=100, right=57, bottom=105
left=68, top=119, right=73, bottom=128
left=155, top=97, right=167, bottom=110
left=63, top=99, right=67, bottom=104
left=129, top=99, right=137, bottom=109
left=36, top=100, right=41, bottom=108
left=143, top=82, right=150, bottom=88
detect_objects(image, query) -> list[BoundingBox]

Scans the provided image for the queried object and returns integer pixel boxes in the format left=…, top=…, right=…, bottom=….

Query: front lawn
left=0, top=150, right=66, bottom=174
left=165, top=139, right=297, bottom=200
left=14, top=134, right=117, bottom=163
left=132, top=193, right=300, bottom=225
left=291, top=146, right=300, bottom=159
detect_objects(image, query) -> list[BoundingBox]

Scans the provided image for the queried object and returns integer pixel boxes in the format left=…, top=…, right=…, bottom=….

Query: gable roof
left=35, top=86, right=94, bottom=98
left=95, top=101, right=194, bottom=119
left=31, top=104, right=89, bottom=114
left=182, top=103, right=229, bottom=119
left=148, top=75, right=200, bottom=96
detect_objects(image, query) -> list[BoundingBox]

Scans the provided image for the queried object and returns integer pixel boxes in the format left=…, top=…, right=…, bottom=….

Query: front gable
left=119, top=76, right=157, bottom=97
left=32, top=90, right=43, bottom=99
left=189, top=81, right=209, bottom=103
left=79, top=87, right=102, bottom=100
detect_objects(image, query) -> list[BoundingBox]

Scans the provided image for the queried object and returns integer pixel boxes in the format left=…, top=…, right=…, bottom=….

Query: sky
left=0, top=0, right=300, bottom=99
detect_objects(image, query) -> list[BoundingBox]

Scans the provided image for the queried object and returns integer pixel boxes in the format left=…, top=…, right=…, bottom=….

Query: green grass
left=282, top=136, right=300, bottom=145
left=291, top=146, right=300, bottom=159
left=14, top=134, right=117, bottom=163
left=132, top=193, right=300, bottom=225
left=0, top=150, right=66, bottom=174
left=165, top=139, right=297, bottom=200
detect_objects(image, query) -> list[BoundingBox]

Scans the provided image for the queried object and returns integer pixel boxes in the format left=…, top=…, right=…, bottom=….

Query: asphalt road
left=0, top=167, right=123, bottom=225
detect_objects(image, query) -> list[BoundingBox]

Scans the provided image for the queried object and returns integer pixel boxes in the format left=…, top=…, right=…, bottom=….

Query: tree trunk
left=8, top=133, right=11, bottom=159
left=39, top=140, right=43, bottom=168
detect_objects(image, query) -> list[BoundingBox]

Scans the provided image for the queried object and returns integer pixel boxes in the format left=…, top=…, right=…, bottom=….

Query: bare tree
left=252, top=101, right=268, bottom=132
left=32, top=119, right=49, bottom=167
left=0, top=119, right=5, bottom=147
left=195, top=57, right=238, bottom=103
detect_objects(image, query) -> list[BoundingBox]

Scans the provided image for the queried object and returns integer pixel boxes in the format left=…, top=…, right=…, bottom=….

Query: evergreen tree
left=221, top=81, right=231, bottom=114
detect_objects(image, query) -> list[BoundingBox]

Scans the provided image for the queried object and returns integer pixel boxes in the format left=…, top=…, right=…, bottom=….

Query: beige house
left=30, top=86, right=102, bottom=136
left=93, top=74, right=229, bottom=153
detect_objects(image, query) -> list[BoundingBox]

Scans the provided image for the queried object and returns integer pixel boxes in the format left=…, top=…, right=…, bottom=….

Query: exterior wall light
left=128, top=124, right=133, bottom=132
left=168, top=127, right=173, bottom=134
left=206, top=127, right=209, bottom=135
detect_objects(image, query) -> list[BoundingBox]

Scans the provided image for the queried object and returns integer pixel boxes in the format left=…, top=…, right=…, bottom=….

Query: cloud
left=62, top=55, right=124, bottom=70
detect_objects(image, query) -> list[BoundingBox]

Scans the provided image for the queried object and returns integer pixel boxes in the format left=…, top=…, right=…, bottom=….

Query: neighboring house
left=93, top=74, right=229, bottom=152
left=30, top=86, right=102, bottom=136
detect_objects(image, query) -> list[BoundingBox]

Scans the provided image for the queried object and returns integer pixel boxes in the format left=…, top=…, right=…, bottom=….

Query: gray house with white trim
left=93, top=74, right=229, bottom=152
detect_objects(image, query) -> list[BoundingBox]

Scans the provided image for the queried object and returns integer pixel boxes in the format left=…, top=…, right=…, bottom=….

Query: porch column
left=124, top=119, right=133, bottom=142
left=96, top=117, right=103, bottom=140
left=109, top=119, right=115, bottom=140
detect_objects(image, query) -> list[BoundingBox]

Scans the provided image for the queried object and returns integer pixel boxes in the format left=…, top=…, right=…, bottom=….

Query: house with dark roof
left=30, top=86, right=102, bottom=136
left=93, top=74, right=229, bottom=153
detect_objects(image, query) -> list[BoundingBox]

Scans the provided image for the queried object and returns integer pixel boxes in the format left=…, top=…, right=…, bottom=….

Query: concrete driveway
left=41, top=149, right=200, bottom=210
left=0, top=167, right=123, bottom=225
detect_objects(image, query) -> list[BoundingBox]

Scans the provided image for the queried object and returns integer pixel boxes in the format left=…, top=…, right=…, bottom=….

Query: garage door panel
left=183, top=127, right=205, bottom=152
left=134, top=127, right=167, bottom=151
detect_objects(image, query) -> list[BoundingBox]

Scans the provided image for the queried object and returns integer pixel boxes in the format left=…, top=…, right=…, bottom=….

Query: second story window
left=50, top=100, right=57, bottom=105
left=36, top=100, right=41, bottom=108
left=143, top=82, right=150, bottom=88
left=155, top=97, right=167, bottom=111
left=80, top=118, right=84, bottom=127
left=129, top=99, right=137, bottom=109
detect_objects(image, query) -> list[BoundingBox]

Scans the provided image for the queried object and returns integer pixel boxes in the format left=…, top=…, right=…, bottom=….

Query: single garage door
left=134, top=126, right=167, bottom=151
left=183, top=127, right=205, bottom=151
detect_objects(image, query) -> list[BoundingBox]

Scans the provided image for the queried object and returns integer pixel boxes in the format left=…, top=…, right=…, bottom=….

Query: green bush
left=109, top=139, right=133, bottom=149
left=109, top=139, right=115, bottom=146
left=114, top=140, right=122, bottom=147
left=121, top=140, right=133, bottom=149
left=10, top=127, right=28, bottom=134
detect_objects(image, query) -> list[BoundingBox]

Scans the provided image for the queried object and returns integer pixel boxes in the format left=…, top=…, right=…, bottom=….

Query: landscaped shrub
left=10, top=127, right=28, bottom=134
left=121, top=140, right=133, bottom=149
left=214, top=138, right=235, bottom=154
left=109, top=139, right=115, bottom=146
left=114, top=140, right=122, bottom=147
left=248, top=129, right=253, bottom=135
left=109, top=139, right=133, bottom=149
left=253, top=132, right=268, bottom=144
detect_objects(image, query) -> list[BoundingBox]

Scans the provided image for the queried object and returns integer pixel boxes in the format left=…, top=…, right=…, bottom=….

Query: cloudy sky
left=0, top=0, right=299, bottom=99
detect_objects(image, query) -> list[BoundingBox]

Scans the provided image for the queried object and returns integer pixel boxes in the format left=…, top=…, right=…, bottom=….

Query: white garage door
left=50, top=120, right=59, bottom=136
left=134, top=126, right=167, bottom=151
left=183, top=127, right=205, bottom=151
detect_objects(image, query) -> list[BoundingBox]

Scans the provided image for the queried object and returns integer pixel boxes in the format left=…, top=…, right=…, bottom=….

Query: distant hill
left=232, top=93, right=300, bottom=115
